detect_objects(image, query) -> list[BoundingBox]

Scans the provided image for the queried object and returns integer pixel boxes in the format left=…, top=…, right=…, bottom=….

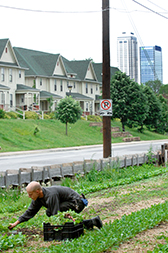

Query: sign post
left=102, top=0, right=111, bottom=158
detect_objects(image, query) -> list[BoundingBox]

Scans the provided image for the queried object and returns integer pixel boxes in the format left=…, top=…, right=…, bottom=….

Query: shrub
left=4, top=114, right=11, bottom=119
left=44, top=114, right=51, bottom=119
left=81, top=116, right=86, bottom=120
left=25, top=111, right=39, bottom=119
left=113, top=118, right=120, bottom=122
left=5, top=111, right=18, bottom=119
left=87, top=115, right=102, bottom=122
left=0, top=109, right=5, bottom=119
left=48, top=112, right=56, bottom=119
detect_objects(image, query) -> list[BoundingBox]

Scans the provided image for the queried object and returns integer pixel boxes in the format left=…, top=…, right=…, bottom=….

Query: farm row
left=1, top=163, right=168, bottom=252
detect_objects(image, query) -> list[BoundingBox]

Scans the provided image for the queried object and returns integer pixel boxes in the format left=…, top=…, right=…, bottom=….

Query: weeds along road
left=0, top=139, right=167, bottom=171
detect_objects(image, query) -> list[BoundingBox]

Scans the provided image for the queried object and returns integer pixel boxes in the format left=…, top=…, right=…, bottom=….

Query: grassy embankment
left=0, top=119, right=167, bottom=152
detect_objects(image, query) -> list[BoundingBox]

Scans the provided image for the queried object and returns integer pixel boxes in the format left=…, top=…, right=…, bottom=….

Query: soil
left=6, top=176, right=168, bottom=252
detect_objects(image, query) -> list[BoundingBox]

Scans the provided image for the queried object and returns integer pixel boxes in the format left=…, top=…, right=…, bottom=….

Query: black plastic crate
left=43, top=222, right=84, bottom=241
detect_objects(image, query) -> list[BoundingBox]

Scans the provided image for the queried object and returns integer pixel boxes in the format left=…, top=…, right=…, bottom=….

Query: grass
left=0, top=118, right=167, bottom=152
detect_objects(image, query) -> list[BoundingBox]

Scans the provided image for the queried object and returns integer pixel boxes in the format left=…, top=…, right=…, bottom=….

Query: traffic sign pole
left=102, top=0, right=111, bottom=158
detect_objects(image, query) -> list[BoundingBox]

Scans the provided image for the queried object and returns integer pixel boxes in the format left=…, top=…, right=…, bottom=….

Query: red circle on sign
left=101, top=100, right=111, bottom=110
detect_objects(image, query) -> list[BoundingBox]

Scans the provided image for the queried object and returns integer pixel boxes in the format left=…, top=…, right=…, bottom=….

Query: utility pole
left=102, top=0, right=111, bottom=158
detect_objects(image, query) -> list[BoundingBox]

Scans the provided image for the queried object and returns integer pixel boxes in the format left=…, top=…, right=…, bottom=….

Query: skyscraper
left=117, top=32, right=138, bottom=83
left=140, top=46, right=163, bottom=84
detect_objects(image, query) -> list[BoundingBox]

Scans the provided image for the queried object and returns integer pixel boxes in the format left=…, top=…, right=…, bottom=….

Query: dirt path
left=85, top=179, right=168, bottom=253
left=87, top=196, right=168, bottom=252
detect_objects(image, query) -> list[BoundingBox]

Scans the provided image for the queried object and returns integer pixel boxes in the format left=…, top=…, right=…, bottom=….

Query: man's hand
left=8, top=220, right=20, bottom=230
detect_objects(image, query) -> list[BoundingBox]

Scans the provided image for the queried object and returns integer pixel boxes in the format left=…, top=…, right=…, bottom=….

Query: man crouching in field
left=9, top=181, right=102, bottom=230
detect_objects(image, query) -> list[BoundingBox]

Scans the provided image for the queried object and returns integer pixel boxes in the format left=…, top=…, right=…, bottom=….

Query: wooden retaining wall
left=0, top=152, right=160, bottom=188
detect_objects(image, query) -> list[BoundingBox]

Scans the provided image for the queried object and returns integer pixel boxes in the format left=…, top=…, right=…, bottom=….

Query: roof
left=61, top=57, right=79, bottom=79
left=93, top=63, right=119, bottom=83
left=0, top=39, right=8, bottom=58
left=65, top=92, right=94, bottom=100
left=14, top=47, right=60, bottom=76
left=0, top=62, right=19, bottom=67
left=16, top=84, right=40, bottom=92
left=40, top=90, right=62, bottom=99
left=68, top=60, right=91, bottom=80
left=0, top=84, right=10, bottom=90
left=13, top=45, right=118, bottom=84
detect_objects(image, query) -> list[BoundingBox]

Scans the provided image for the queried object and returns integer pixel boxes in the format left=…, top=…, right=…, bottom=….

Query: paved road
left=0, top=139, right=167, bottom=172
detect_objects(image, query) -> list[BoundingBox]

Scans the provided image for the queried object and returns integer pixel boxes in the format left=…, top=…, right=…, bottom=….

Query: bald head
left=26, top=181, right=42, bottom=192
left=26, top=181, right=43, bottom=200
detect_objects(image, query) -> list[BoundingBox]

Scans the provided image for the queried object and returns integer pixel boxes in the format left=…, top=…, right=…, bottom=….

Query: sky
left=0, top=0, right=168, bottom=83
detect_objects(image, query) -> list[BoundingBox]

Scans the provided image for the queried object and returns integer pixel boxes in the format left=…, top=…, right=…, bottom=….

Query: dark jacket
left=18, top=186, right=83, bottom=223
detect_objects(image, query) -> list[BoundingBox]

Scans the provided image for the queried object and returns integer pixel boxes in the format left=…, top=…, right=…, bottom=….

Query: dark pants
left=60, top=197, right=85, bottom=213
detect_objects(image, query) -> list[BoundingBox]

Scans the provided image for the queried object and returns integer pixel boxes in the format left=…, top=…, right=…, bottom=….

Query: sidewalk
left=0, top=139, right=167, bottom=157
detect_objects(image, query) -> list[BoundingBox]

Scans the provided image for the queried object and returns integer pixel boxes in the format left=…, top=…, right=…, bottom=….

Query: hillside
left=0, top=119, right=167, bottom=152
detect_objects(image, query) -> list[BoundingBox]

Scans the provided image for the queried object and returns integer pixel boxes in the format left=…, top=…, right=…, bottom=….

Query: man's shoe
left=92, top=216, right=103, bottom=229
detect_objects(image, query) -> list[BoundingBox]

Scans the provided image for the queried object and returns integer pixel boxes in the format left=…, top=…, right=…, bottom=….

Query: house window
left=74, top=82, right=76, bottom=89
left=9, top=69, right=12, bottom=82
left=54, top=80, right=57, bottom=91
left=1, top=68, right=4, bottom=82
left=5, top=47, right=7, bottom=53
left=10, top=94, right=13, bottom=107
left=60, top=80, right=63, bottom=91
left=86, top=83, right=88, bottom=94
left=86, top=102, right=88, bottom=111
left=91, top=84, right=93, bottom=94
left=19, top=70, right=21, bottom=78
left=40, top=78, right=42, bottom=86
left=67, top=81, right=69, bottom=88
left=96, top=85, right=98, bottom=91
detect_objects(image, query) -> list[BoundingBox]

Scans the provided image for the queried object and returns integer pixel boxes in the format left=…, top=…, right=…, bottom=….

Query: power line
left=145, top=0, right=168, bottom=12
left=132, top=0, right=168, bottom=20
left=0, top=3, right=167, bottom=15
left=0, top=4, right=105, bottom=14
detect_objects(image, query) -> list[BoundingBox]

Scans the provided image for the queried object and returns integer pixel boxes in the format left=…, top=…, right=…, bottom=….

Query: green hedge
left=25, top=111, right=39, bottom=119
left=87, top=115, right=102, bottom=122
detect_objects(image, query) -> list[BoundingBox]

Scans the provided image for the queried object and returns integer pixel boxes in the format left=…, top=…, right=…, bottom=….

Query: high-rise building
left=117, top=32, right=138, bottom=83
left=140, top=46, right=163, bottom=84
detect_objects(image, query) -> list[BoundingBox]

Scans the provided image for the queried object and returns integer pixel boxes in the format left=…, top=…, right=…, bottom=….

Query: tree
left=110, top=71, right=148, bottom=132
left=159, top=84, right=168, bottom=95
left=145, top=79, right=163, bottom=94
left=155, top=94, right=168, bottom=133
left=55, top=96, right=83, bottom=135
left=142, top=86, right=162, bottom=131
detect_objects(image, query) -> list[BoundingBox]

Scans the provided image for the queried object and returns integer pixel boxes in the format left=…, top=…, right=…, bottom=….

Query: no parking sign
left=100, top=99, right=112, bottom=116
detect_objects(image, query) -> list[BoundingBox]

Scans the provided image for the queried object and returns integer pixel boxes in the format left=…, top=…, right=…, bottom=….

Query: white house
left=0, top=38, right=119, bottom=115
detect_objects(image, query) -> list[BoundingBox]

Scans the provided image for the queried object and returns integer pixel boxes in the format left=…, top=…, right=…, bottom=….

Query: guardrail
left=0, top=152, right=160, bottom=188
